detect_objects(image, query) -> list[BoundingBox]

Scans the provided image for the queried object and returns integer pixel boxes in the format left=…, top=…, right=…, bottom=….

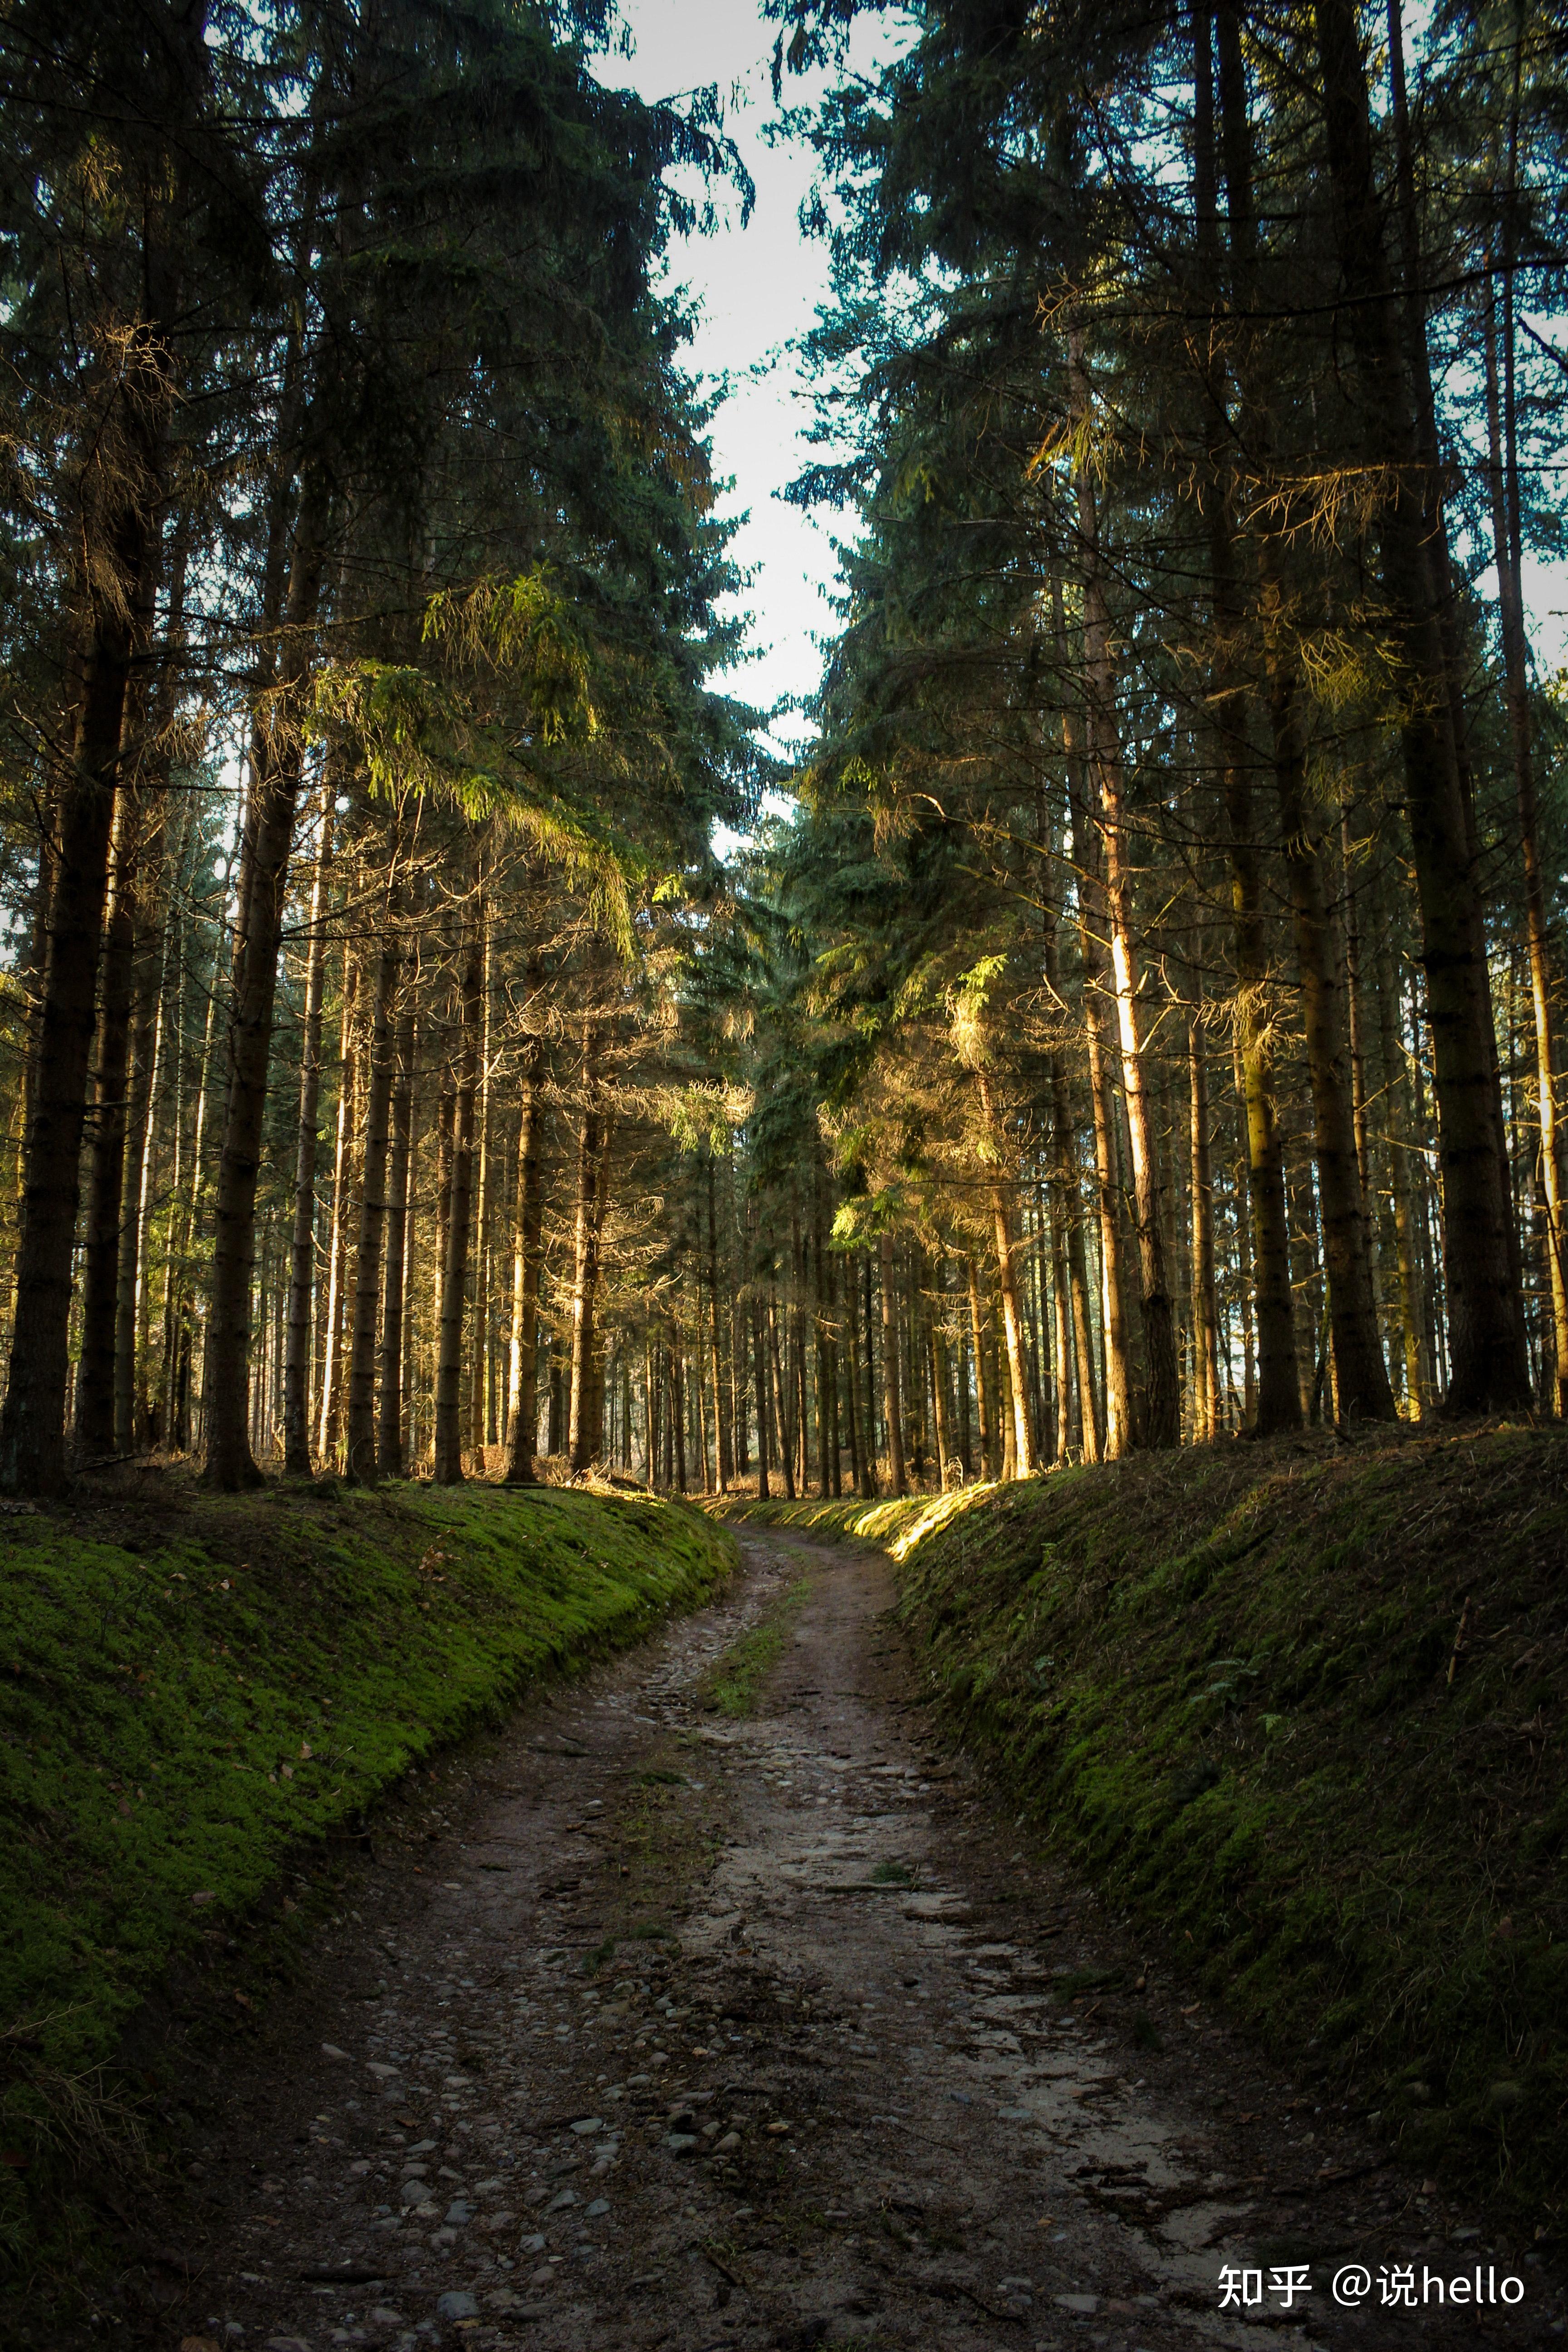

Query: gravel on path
left=100, top=1527, right=1558, bottom=2352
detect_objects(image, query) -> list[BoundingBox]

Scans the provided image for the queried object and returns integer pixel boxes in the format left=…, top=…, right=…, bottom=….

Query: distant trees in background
left=5, top=0, right=1568, bottom=1506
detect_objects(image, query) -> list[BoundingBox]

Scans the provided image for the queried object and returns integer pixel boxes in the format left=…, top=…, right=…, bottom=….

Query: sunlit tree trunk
left=315, top=936, right=359, bottom=1465
left=378, top=1000, right=415, bottom=1477
left=965, top=1252, right=998, bottom=1478
left=1482, top=269, right=1567, bottom=1411
left=1188, top=976, right=1222, bottom=1442
left=202, top=473, right=330, bottom=1489
left=1207, top=0, right=1305, bottom=1437
left=433, top=919, right=482, bottom=1484
left=282, top=786, right=333, bottom=1473
left=1069, top=332, right=1179, bottom=1446
left=877, top=1230, right=906, bottom=1494
left=1270, top=683, right=1396, bottom=1420
left=502, top=958, right=545, bottom=1483
left=567, top=1010, right=608, bottom=1475
left=346, top=897, right=401, bottom=1480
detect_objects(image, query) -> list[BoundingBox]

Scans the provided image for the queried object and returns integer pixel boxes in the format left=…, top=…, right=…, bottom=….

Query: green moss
left=0, top=1479, right=734, bottom=2270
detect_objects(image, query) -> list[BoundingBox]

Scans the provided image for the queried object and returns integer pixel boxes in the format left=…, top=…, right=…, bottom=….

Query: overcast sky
left=605, top=0, right=867, bottom=770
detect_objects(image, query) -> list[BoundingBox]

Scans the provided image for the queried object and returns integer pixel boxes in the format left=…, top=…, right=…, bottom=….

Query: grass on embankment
left=727, top=1426, right=1568, bottom=2229
left=0, top=1475, right=734, bottom=2266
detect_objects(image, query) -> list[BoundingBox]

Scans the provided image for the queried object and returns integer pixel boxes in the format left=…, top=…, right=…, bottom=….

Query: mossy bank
left=728, top=1426, right=1568, bottom=2232
left=0, top=1476, right=734, bottom=2273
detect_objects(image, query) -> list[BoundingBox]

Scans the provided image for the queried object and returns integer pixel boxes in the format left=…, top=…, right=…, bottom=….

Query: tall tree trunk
left=1209, top=0, right=1305, bottom=1436
left=976, top=1075, right=1037, bottom=1476
left=928, top=1251, right=954, bottom=1486
left=1272, top=698, right=1396, bottom=1419
left=282, top=787, right=333, bottom=1473
left=378, top=1000, right=415, bottom=1476
left=345, top=899, right=401, bottom=1480
left=1482, top=268, right=1568, bottom=1411
left=502, top=961, right=546, bottom=1484
left=1375, top=931, right=1428, bottom=1415
left=766, top=1291, right=796, bottom=1500
left=878, top=1231, right=906, bottom=1494
left=75, top=562, right=164, bottom=1461
left=1313, top=0, right=1529, bottom=1411
left=966, top=1252, right=997, bottom=1478
left=433, top=920, right=483, bottom=1485
left=1069, top=334, right=1179, bottom=1446
left=1068, top=739, right=1135, bottom=1458
left=1188, top=981, right=1222, bottom=1442
left=315, top=938, right=359, bottom=1464
left=469, top=920, right=494, bottom=1459
left=710, top=1157, right=734, bottom=1491
left=1, top=520, right=160, bottom=1490
left=202, top=476, right=329, bottom=1488
left=752, top=1289, right=771, bottom=1499
left=115, top=909, right=166, bottom=1453
left=566, top=1016, right=608, bottom=1478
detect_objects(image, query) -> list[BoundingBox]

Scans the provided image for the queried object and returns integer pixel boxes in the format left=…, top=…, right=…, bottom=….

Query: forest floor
left=56, top=1514, right=1562, bottom=2352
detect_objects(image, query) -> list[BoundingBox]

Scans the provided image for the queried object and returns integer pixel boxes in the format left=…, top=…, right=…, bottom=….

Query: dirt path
left=109, top=1528, right=1557, bottom=2352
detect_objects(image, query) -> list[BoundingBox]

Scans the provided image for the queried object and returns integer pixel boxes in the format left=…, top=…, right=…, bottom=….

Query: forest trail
left=121, top=1529, right=1554, bottom=2352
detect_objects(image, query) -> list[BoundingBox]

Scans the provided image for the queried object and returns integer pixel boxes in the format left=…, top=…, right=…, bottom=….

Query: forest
left=6, top=0, right=1568, bottom=2337
left=2, top=0, right=1566, bottom=1506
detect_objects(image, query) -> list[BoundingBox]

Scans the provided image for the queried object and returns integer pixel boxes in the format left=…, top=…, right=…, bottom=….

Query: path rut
left=103, top=1527, right=1557, bottom=2352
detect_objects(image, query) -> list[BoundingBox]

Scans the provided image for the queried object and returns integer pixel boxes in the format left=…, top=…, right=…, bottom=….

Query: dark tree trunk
left=377, top=1002, right=415, bottom=1476
left=0, top=494, right=165, bottom=1491
left=502, top=961, right=545, bottom=1484
left=282, top=788, right=333, bottom=1473
left=1208, top=0, right=1303, bottom=1436
left=566, top=1016, right=607, bottom=1475
left=113, top=910, right=165, bottom=1454
left=878, top=1231, right=906, bottom=1495
left=433, top=921, right=483, bottom=1484
left=1313, top=0, right=1529, bottom=1411
left=345, top=908, right=400, bottom=1480
left=1272, top=699, right=1396, bottom=1419
left=202, top=478, right=328, bottom=1489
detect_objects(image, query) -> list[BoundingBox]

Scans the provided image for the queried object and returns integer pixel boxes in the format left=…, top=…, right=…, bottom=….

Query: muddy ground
left=82, top=1525, right=1564, bottom=2352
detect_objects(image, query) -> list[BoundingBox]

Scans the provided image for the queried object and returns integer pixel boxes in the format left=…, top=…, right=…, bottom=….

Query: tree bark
left=345, top=896, right=401, bottom=1480
left=878, top=1230, right=906, bottom=1494
left=767, top=1290, right=796, bottom=1499
left=1482, top=267, right=1568, bottom=1411
left=710, top=1157, right=734, bottom=1491
left=1188, top=982, right=1223, bottom=1442
left=202, top=476, right=329, bottom=1488
left=1066, top=710, right=1135, bottom=1459
left=1069, top=332, right=1179, bottom=1446
left=75, top=565, right=163, bottom=1463
left=502, top=960, right=546, bottom=1484
left=433, top=920, right=483, bottom=1484
left=1271, top=697, right=1396, bottom=1419
left=566, top=1013, right=608, bottom=1476
left=1313, top=0, right=1529, bottom=1411
left=282, top=787, right=333, bottom=1473
left=315, top=937, right=359, bottom=1465
left=378, top=1000, right=415, bottom=1476
left=115, top=902, right=166, bottom=1452
left=0, top=486, right=162, bottom=1491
